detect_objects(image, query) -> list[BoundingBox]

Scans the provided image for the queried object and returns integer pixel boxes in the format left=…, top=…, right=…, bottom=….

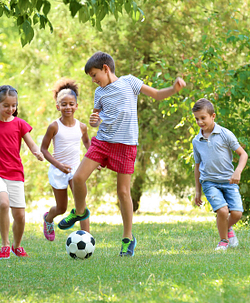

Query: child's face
left=56, top=95, right=78, bottom=117
left=0, top=96, right=17, bottom=122
left=193, top=109, right=216, bottom=133
left=88, top=66, right=110, bottom=88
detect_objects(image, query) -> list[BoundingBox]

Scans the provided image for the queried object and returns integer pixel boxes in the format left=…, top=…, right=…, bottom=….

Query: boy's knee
left=73, top=173, right=85, bottom=185
left=217, top=206, right=229, bottom=217
left=231, top=210, right=242, bottom=221
left=117, top=189, right=131, bottom=202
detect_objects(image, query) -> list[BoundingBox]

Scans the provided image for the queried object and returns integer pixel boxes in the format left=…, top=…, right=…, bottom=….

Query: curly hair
left=53, top=78, right=79, bottom=104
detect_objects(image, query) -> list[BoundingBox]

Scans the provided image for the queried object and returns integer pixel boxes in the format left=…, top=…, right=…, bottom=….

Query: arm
left=140, top=77, right=186, bottom=101
left=89, top=108, right=101, bottom=127
left=229, top=146, right=248, bottom=184
left=194, top=163, right=203, bottom=206
left=40, top=122, right=71, bottom=174
left=80, top=122, right=91, bottom=150
left=22, top=132, right=44, bottom=161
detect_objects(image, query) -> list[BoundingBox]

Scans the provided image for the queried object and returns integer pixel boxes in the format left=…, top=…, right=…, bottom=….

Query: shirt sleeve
left=20, top=119, right=32, bottom=137
left=192, top=139, right=201, bottom=164
left=226, top=129, right=240, bottom=151
left=94, top=88, right=102, bottom=110
left=128, top=75, right=143, bottom=95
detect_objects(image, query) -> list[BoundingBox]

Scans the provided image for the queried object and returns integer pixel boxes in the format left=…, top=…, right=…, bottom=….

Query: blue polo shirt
left=192, top=123, right=240, bottom=182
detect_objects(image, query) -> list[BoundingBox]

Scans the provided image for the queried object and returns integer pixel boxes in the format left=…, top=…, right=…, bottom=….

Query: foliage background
left=0, top=0, right=250, bottom=214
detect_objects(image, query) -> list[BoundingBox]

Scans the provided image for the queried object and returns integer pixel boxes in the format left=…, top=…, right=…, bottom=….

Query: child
left=58, top=51, right=186, bottom=256
left=192, top=98, right=248, bottom=251
left=0, top=85, right=44, bottom=259
left=41, top=78, right=92, bottom=241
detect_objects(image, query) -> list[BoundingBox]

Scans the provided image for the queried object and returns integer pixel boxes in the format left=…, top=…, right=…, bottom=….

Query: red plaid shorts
left=85, top=137, right=137, bottom=174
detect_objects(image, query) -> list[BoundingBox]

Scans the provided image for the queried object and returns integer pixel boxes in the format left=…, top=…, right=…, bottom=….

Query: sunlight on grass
left=2, top=197, right=250, bottom=303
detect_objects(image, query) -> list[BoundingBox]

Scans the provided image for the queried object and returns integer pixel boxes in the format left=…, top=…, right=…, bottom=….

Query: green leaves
left=2, top=0, right=144, bottom=45
left=21, top=19, right=34, bottom=47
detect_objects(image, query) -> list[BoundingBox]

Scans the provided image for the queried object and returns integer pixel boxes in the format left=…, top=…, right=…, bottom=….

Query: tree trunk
left=131, top=174, right=144, bottom=212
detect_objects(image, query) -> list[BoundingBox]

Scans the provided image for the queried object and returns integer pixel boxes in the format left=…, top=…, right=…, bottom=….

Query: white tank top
left=52, top=118, right=82, bottom=167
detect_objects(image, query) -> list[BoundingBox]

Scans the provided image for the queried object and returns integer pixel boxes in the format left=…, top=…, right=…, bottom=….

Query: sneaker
left=58, top=208, right=90, bottom=230
left=11, top=245, right=29, bottom=257
left=43, top=212, right=55, bottom=241
left=0, top=246, right=10, bottom=259
left=215, top=239, right=229, bottom=251
left=228, top=227, right=239, bottom=248
left=119, top=235, right=137, bottom=257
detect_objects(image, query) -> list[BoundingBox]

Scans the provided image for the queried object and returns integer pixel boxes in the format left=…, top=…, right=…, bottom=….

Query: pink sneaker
left=43, top=212, right=55, bottom=241
left=228, top=227, right=239, bottom=247
left=11, top=245, right=29, bottom=257
left=0, top=246, right=10, bottom=259
left=215, top=239, right=229, bottom=251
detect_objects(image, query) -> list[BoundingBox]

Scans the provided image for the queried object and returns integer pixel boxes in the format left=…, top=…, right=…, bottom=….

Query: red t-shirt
left=0, top=117, right=32, bottom=182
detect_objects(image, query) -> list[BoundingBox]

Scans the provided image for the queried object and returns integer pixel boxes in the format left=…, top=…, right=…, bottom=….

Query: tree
left=171, top=8, right=250, bottom=216
left=0, top=0, right=144, bottom=46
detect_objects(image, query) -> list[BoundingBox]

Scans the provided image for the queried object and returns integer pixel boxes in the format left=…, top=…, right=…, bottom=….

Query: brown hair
left=192, top=98, right=215, bottom=115
left=0, top=85, right=18, bottom=116
left=85, top=51, right=115, bottom=74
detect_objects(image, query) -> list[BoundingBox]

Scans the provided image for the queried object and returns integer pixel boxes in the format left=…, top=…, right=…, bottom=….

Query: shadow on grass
left=0, top=221, right=250, bottom=303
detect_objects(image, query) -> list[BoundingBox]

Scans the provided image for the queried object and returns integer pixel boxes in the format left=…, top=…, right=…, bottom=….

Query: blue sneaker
left=58, top=208, right=90, bottom=230
left=119, top=235, right=137, bottom=257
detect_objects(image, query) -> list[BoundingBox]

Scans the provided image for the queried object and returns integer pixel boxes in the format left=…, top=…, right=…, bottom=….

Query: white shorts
left=0, top=178, right=26, bottom=208
left=48, top=164, right=80, bottom=190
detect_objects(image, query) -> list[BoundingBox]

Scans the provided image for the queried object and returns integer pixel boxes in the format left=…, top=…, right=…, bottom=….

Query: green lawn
left=1, top=215, right=250, bottom=303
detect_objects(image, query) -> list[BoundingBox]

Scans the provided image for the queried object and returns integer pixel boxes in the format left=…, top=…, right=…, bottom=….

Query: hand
left=229, top=170, right=241, bottom=184
left=59, top=164, right=72, bottom=174
left=194, top=193, right=203, bottom=207
left=89, top=112, right=101, bottom=127
left=173, top=77, right=186, bottom=93
left=34, top=151, right=44, bottom=161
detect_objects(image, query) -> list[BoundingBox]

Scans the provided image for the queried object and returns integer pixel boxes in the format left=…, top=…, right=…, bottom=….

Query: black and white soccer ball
left=66, top=230, right=95, bottom=259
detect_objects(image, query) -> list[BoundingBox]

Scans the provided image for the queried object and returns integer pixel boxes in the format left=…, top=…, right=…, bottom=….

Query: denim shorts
left=201, top=181, right=243, bottom=212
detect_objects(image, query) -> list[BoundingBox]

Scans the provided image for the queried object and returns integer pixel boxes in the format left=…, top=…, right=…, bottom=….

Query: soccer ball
left=66, top=230, right=95, bottom=259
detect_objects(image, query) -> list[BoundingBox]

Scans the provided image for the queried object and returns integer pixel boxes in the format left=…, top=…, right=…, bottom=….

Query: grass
left=1, top=211, right=250, bottom=302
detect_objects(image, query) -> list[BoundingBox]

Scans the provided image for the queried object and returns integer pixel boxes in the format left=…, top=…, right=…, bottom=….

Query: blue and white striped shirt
left=94, top=75, right=143, bottom=145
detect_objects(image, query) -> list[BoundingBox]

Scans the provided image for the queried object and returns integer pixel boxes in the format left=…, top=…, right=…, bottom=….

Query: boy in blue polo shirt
left=192, top=98, right=248, bottom=251
left=58, top=51, right=186, bottom=256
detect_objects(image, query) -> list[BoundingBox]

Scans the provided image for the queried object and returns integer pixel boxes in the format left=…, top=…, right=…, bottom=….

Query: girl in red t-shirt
left=0, top=85, right=44, bottom=259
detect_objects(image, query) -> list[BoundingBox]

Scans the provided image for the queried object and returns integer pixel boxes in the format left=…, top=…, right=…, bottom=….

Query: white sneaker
left=228, top=227, right=239, bottom=247
left=215, top=240, right=229, bottom=251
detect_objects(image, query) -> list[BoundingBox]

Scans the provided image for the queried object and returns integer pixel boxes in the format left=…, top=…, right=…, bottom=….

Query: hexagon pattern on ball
left=66, top=230, right=95, bottom=259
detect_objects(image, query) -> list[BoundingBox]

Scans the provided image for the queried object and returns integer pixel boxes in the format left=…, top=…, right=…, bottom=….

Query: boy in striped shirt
left=59, top=51, right=186, bottom=256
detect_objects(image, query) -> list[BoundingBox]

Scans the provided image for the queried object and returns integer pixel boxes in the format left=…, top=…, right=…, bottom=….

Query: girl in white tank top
left=41, top=78, right=91, bottom=241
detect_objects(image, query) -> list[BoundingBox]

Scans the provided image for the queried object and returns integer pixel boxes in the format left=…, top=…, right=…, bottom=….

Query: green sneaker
left=58, top=208, right=90, bottom=230
left=119, top=235, right=137, bottom=257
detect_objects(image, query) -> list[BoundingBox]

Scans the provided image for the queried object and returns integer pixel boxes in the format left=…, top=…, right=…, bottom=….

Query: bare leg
left=45, top=187, right=68, bottom=223
left=68, top=179, right=89, bottom=232
left=11, top=207, right=25, bottom=248
left=0, top=192, right=10, bottom=247
left=216, top=206, right=229, bottom=240
left=72, top=157, right=100, bottom=215
left=80, top=218, right=90, bottom=233
left=228, top=211, right=242, bottom=229
left=117, top=173, right=133, bottom=239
